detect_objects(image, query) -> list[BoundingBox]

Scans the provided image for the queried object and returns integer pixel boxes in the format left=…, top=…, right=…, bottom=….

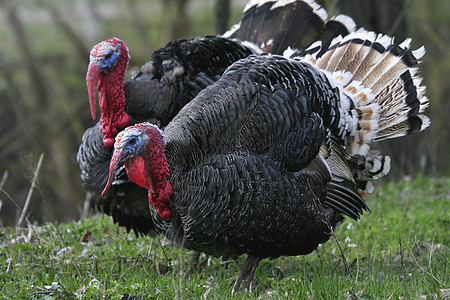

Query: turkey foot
left=231, top=256, right=261, bottom=296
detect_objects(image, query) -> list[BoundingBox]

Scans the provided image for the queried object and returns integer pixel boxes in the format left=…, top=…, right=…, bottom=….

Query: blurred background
left=0, top=0, right=448, bottom=226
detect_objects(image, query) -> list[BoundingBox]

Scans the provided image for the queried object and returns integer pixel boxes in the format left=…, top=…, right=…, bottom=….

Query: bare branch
left=17, top=153, right=45, bottom=227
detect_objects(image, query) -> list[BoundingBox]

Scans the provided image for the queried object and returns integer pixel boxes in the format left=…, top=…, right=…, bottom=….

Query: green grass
left=1, top=176, right=449, bottom=299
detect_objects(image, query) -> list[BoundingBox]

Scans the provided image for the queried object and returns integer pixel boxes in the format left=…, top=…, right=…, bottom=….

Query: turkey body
left=159, top=57, right=342, bottom=258
left=165, top=152, right=336, bottom=259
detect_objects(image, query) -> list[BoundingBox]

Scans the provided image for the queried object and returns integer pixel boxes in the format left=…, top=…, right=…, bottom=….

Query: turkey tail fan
left=223, top=0, right=355, bottom=55
left=298, top=29, right=429, bottom=156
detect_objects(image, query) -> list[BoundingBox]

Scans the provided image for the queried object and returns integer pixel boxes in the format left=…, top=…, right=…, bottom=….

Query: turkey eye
left=105, top=52, right=112, bottom=60
left=128, top=137, right=137, bottom=145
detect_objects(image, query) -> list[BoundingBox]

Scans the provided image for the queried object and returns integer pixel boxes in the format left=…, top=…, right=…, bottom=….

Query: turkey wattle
left=103, top=30, right=429, bottom=293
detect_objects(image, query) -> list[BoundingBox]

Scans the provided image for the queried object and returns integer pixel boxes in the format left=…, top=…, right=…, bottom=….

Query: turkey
left=78, top=0, right=355, bottom=235
left=102, top=29, right=429, bottom=293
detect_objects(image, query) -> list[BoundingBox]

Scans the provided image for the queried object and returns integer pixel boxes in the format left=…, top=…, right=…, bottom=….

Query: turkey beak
left=102, top=147, right=125, bottom=196
left=86, top=61, right=102, bottom=120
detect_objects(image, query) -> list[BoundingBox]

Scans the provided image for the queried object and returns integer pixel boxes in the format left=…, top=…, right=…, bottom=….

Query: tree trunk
left=334, top=0, right=408, bottom=39
left=5, top=1, right=83, bottom=222
left=215, top=0, right=230, bottom=34
left=163, top=0, right=191, bottom=40
left=6, top=2, right=51, bottom=110
left=44, top=1, right=91, bottom=71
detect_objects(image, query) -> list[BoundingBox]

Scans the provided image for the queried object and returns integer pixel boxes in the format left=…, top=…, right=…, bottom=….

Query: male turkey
left=102, top=30, right=429, bottom=293
left=78, top=0, right=355, bottom=235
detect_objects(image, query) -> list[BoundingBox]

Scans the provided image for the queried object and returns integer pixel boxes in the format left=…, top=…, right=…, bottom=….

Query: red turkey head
left=102, top=122, right=173, bottom=219
left=86, top=37, right=131, bottom=147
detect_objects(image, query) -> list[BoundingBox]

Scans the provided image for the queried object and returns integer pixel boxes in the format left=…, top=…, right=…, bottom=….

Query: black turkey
left=78, top=0, right=355, bottom=236
left=102, top=30, right=429, bottom=293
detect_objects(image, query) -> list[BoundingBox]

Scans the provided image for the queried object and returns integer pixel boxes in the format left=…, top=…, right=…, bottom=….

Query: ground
left=0, top=176, right=449, bottom=299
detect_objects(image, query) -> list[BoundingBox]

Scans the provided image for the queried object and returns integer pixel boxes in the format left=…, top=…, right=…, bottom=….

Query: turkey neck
left=97, top=48, right=130, bottom=147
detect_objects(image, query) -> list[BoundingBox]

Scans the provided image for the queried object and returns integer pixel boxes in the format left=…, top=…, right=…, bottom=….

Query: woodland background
left=0, top=0, right=448, bottom=226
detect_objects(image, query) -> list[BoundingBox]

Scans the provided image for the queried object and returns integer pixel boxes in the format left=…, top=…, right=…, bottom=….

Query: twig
left=329, top=228, right=351, bottom=275
left=147, top=239, right=154, bottom=262
left=6, top=259, right=13, bottom=273
left=0, top=171, right=9, bottom=214
left=408, top=239, right=442, bottom=285
left=102, top=275, right=108, bottom=299
left=158, top=239, right=171, bottom=264
left=388, top=0, right=412, bottom=37
left=17, top=152, right=44, bottom=227
left=0, top=170, right=9, bottom=191
left=80, top=191, right=93, bottom=220
left=308, top=181, right=351, bottom=275
left=355, top=250, right=361, bottom=285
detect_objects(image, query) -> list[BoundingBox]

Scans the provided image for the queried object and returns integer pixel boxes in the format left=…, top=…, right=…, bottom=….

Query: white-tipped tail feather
left=286, top=28, right=429, bottom=189
left=296, top=29, right=429, bottom=157
left=297, top=0, right=328, bottom=20
left=330, top=15, right=356, bottom=33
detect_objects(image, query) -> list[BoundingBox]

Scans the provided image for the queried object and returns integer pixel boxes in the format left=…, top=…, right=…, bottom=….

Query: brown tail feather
left=299, top=29, right=429, bottom=156
left=286, top=28, right=430, bottom=191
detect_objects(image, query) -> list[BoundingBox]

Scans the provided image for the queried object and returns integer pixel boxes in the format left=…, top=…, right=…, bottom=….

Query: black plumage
left=123, top=36, right=255, bottom=126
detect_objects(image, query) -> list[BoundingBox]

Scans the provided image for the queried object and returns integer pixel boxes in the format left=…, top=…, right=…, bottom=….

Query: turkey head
left=103, top=122, right=173, bottom=219
left=87, top=37, right=131, bottom=147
